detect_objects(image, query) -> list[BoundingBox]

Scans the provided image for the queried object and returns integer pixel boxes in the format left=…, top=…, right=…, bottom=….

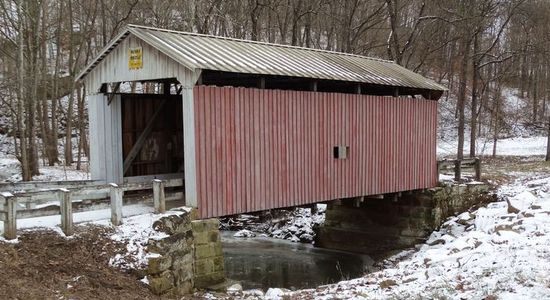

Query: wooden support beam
left=310, top=203, right=318, bottom=214
left=258, top=77, right=266, bottom=89
left=109, top=183, right=123, bottom=225
left=353, top=196, right=364, bottom=208
left=122, top=99, right=167, bottom=175
left=310, top=81, right=318, bottom=92
left=153, top=179, right=166, bottom=213
left=163, top=81, right=171, bottom=95
left=2, top=192, right=16, bottom=240
left=107, top=82, right=121, bottom=105
left=355, top=84, right=362, bottom=94
left=59, top=188, right=73, bottom=236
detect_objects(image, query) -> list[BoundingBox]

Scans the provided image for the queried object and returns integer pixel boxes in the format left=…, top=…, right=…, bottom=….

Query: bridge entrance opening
left=121, top=94, right=184, bottom=178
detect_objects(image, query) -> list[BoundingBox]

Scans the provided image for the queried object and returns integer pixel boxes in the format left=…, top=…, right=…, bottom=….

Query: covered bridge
left=77, top=24, right=446, bottom=219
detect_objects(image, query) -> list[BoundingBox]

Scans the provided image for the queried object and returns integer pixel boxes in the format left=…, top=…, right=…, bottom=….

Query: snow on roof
left=77, top=24, right=446, bottom=92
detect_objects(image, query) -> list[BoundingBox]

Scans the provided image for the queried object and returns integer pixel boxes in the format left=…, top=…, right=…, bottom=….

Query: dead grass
left=480, top=155, right=550, bottom=185
left=0, top=225, right=159, bottom=300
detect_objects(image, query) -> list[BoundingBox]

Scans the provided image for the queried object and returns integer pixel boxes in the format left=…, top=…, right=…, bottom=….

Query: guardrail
left=437, top=157, right=481, bottom=182
left=0, top=178, right=184, bottom=240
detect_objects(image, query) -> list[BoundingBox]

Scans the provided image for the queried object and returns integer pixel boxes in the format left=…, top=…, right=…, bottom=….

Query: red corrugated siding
left=193, top=86, right=438, bottom=218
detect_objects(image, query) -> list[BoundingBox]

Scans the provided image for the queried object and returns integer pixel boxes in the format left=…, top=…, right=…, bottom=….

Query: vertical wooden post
left=110, top=183, right=123, bottom=225
left=2, top=192, right=16, bottom=240
left=474, top=157, right=482, bottom=181
left=310, top=81, right=318, bottom=92
left=153, top=179, right=166, bottom=213
left=59, top=188, right=73, bottom=236
left=454, top=159, right=462, bottom=182
left=393, top=88, right=399, bottom=97
left=181, top=86, right=198, bottom=208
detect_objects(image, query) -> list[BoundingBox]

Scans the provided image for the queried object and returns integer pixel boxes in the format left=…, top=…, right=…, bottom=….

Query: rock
left=379, top=279, right=398, bottom=289
left=148, top=270, right=175, bottom=295
left=287, top=225, right=299, bottom=233
left=265, top=288, right=286, bottom=299
left=243, top=289, right=265, bottom=296
left=227, top=283, right=243, bottom=293
left=152, top=213, right=191, bottom=235
left=147, top=255, right=172, bottom=274
left=233, top=229, right=256, bottom=238
left=299, top=233, right=314, bottom=242
left=402, top=277, right=417, bottom=283
left=427, top=238, right=446, bottom=246
left=493, top=224, right=519, bottom=233
left=456, top=212, right=474, bottom=225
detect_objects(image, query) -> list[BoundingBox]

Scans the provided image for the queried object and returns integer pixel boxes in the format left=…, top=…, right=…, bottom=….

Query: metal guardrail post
left=153, top=179, right=166, bottom=213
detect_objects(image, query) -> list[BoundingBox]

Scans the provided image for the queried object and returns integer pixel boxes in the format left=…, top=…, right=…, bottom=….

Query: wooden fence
left=437, top=158, right=482, bottom=182
left=0, top=178, right=184, bottom=240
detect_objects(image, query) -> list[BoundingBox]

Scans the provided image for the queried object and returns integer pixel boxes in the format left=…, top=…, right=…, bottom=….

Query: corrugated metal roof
left=77, top=24, right=446, bottom=91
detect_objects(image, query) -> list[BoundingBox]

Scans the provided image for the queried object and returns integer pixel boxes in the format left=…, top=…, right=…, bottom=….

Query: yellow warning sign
left=128, top=47, right=143, bottom=70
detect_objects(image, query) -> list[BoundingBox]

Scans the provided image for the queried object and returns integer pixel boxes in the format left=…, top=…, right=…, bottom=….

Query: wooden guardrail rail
left=437, top=157, right=481, bottom=182
left=0, top=178, right=184, bottom=240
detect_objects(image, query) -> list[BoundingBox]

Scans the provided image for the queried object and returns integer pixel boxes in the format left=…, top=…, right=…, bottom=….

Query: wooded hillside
left=1, top=0, right=549, bottom=180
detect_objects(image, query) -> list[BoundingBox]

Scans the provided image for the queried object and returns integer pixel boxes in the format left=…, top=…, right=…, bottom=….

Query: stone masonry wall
left=192, top=219, right=225, bottom=289
left=316, top=183, right=491, bottom=255
left=144, top=210, right=225, bottom=296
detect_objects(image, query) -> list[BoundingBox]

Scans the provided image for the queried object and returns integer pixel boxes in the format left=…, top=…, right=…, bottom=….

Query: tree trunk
left=385, top=0, right=401, bottom=64
left=469, top=32, right=480, bottom=158
left=546, top=116, right=550, bottom=161
left=492, top=84, right=502, bottom=158
left=457, top=36, right=471, bottom=160
left=17, top=0, right=31, bottom=181
left=65, top=0, right=75, bottom=166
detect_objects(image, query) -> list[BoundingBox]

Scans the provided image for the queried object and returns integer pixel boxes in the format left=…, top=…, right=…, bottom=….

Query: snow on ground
left=0, top=152, right=89, bottom=182
left=438, top=136, right=548, bottom=157
left=0, top=204, right=156, bottom=241
left=271, top=173, right=550, bottom=300
left=0, top=133, right=90, bottom=182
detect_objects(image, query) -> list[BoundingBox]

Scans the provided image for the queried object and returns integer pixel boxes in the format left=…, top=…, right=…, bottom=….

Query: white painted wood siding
left=88, top=94, right=123, bottom=183
left=83, top=35, right=197, bottom=93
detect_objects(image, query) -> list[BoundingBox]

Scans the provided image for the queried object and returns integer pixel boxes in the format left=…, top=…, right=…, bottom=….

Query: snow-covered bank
left=283, top=173, right=550, bottom=299
left=438, top=136, right=548, bottom=157
left=221, top=204, right=326, bottom=243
